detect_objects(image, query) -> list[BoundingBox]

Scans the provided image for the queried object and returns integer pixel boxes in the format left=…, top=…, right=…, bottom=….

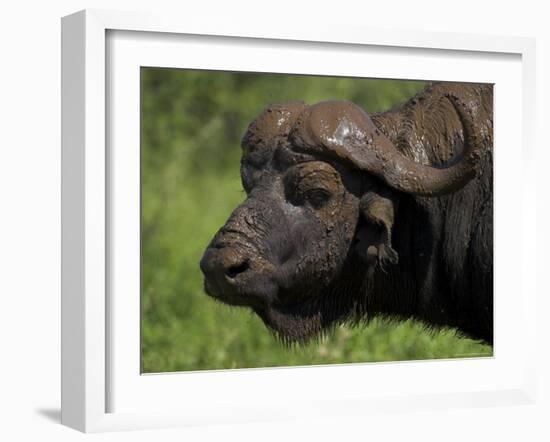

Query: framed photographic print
left=61, top=9, right=537, bottom=433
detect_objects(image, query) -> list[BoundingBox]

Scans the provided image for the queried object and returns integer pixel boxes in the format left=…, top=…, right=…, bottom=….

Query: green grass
left=140, top=69, right=492, bottom=373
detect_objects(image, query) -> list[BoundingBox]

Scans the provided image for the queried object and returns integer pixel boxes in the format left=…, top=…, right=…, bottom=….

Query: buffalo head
left=200, top=94, right=483, bottom=342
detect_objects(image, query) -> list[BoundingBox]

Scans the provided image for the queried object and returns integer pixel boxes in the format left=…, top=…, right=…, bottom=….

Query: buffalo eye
left=304, top=188, right=331, bottom=209
left=284, top=161, right=343, bottom=208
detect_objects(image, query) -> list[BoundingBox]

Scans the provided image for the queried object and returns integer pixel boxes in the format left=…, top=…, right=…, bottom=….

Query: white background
left=0, top=1, right=548, bottom=441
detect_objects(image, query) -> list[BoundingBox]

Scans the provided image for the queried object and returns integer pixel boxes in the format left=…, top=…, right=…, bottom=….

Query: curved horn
left=289, top=93, right=484, bottom=197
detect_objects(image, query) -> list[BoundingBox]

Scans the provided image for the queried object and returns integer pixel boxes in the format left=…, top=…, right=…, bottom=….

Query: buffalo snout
left=200, top=243, right=250, bottom=298
left=200, top=225, right=280, bottom=309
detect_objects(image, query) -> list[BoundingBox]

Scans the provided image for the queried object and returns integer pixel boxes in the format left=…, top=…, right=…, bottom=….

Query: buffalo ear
left=354, top=186, right=399, bottom=271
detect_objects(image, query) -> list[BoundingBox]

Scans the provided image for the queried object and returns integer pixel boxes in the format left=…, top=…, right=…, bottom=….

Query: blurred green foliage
left=141, top=68, right=492, bottom=373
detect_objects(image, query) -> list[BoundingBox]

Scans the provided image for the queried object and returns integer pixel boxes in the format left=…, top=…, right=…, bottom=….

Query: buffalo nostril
left=226, top=261, right=249, bottom=279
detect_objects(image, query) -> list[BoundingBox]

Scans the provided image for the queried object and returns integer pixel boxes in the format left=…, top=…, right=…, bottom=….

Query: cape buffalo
left=200, top=82, right=493, bottom=344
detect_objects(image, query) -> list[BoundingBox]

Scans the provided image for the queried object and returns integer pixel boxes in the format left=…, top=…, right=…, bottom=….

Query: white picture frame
left=61, top=9, right=537, bottom=433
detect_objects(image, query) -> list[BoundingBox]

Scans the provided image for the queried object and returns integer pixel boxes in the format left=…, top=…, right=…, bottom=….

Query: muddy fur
left=200, top=82, right=493, bottom=345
